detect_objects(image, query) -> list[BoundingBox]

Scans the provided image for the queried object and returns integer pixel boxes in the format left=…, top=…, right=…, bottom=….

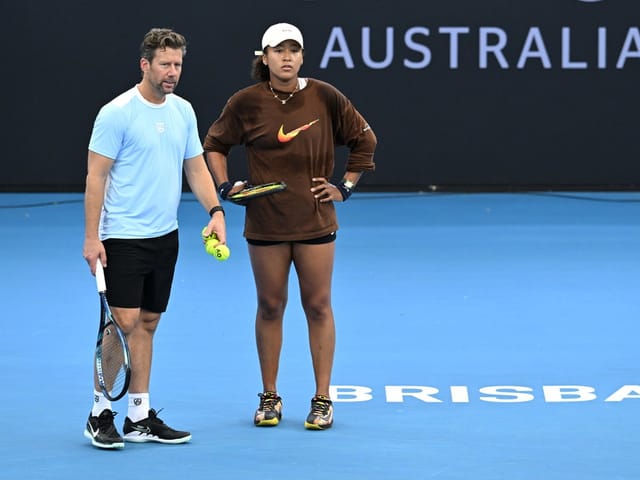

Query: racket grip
left=95, top=259, right=107, bottom=293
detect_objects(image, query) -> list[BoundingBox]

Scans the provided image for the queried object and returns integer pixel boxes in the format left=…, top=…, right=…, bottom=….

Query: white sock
left=128, top=393, right=150, bottom=422
left=92, top=390, right=112, bottom=417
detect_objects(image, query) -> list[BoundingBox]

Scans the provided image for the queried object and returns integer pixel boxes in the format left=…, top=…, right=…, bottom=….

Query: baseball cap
left=260, top=23, right=304, bottom=50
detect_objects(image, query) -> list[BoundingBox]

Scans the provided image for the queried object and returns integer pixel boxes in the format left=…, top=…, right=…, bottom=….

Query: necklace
left=269, top=82, right=298, bottom=105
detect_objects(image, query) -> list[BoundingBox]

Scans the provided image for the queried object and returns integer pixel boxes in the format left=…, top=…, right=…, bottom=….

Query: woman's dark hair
left=251, top=55, right=270, bottom=82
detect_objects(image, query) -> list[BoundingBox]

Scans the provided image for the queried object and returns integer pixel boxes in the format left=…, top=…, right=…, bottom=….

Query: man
left=82, top=28, right=225, bottom=449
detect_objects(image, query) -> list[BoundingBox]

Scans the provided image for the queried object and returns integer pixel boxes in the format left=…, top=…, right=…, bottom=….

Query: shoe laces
left=97, top=410, right=119, bottom=431
left=147, top=408, right=166, bottom=425
left=258, top=392, right=280, bottom=411
left=310, top=396, right=332, bottom=416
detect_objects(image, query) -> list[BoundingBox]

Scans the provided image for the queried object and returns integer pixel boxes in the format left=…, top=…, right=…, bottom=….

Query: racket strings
left=97, top=324, right=128, bottom=398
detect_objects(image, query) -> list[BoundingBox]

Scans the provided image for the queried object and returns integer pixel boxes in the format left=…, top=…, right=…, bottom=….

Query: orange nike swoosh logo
left=277, top=119, right=319, bottom=143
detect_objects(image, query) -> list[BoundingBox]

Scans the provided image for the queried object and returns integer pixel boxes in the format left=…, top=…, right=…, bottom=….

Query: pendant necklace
left=269, top=82, right=299, bottom=105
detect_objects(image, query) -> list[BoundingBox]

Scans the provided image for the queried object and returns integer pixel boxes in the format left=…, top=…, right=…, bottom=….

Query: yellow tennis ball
left=213, top=244, right=230, bottom=261
left=201, top=227, right=219, bottom=244
left=205, top=238, right=220, bottom=256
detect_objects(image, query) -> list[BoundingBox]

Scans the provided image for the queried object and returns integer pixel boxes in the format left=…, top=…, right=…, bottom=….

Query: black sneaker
left=254, top=391, right=283, bottom=426
left=304, top=395, right=333, bottom=430
left=123, top=408, right=191, bottom=444
left=84, top=409, right=124, bottom=449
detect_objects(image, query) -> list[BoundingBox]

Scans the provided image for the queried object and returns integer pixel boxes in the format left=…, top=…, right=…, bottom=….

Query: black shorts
left=246, top=232, right=337, bottom=246
left=102, top=230, right=179, bottom=312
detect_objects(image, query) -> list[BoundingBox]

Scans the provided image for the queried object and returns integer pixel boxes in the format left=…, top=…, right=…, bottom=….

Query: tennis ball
left=212, top=244, right=230, bottom=261
left=201, top=227, right=219, bottom=244
left=205, top=238, right=220, bottom=256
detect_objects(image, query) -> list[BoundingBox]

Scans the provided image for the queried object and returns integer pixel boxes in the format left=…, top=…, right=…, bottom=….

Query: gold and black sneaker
left=254, top=391, right=283, bottom=426
left=304, top=395, right=333, bottom=430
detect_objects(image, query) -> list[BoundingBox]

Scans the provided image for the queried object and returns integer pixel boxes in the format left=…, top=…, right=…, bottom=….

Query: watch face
left=344, top=180, right=355, bottom=189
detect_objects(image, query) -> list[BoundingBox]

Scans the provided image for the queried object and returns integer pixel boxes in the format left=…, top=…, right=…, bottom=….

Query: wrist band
left=218, top=181, right=232, bottom=200
left=209, top=205, right=225, bottom=216
left=336, top=182, right=352, bottom=201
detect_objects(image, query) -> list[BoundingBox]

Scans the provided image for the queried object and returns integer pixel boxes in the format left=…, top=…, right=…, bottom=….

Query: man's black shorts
left=102, top=230, right=179, bottom=312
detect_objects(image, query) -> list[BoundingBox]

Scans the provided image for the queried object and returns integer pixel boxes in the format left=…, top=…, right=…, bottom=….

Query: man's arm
left=184, top=154, right=227, bottom=244
left=83, top=150, right=113, bottom=273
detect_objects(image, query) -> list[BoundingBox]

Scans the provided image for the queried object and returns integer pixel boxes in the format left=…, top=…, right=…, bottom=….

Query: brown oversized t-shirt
left=203, top=78, right=377, bottom=241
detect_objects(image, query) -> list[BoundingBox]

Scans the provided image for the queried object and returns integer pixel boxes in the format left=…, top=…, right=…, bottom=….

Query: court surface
left=1, top=191, right=638, bottom=480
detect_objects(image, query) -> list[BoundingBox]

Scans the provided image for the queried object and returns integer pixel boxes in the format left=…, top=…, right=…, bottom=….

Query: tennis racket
left=94, top=259, right=131, bottom=401
left=228, top=181, right=287, bottom=204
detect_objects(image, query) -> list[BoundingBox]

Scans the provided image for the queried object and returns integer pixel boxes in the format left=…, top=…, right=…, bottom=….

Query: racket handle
left=95, top=258, right=107, bottom=293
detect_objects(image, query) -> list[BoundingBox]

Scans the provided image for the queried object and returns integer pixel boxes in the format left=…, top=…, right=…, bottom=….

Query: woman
left=203, top=22, right=376, bottom=430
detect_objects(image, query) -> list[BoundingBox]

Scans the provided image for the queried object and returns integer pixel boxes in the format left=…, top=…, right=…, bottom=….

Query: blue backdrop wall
left=3, top=0, right=639, bottom=191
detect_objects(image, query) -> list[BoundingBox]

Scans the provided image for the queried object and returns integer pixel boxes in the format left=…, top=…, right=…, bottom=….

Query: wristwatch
left=343, top=180, right=355, bottom=190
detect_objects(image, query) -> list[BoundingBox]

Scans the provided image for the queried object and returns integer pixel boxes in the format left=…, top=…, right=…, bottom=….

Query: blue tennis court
left=1, top=191, right=638, bottom=479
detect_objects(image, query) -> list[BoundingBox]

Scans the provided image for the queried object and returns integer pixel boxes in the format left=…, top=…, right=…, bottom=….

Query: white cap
left=261, top=23, right=304, bottom=50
